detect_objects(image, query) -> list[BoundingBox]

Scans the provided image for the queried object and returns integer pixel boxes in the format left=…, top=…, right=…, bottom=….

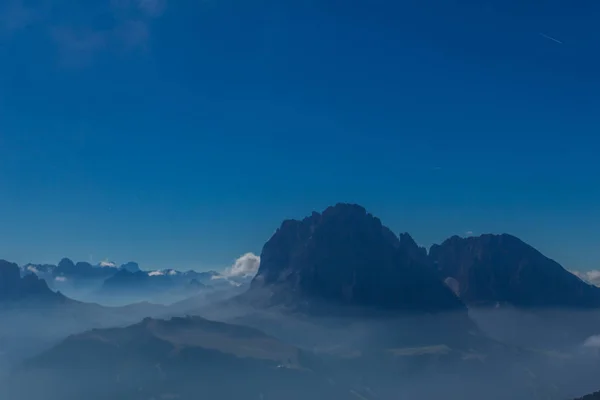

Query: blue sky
left=0, top=0, right=599, bottom=271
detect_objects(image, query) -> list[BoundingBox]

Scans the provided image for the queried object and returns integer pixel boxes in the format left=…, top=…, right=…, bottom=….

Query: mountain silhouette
left=429, top=234, right=600, bottom=308
left=249, top=203, right=464, bottom=314
left=0, top=260, right=64, bottom=303
left=55, top=258, right=116, bottom=280
left=6, top=316, right=354, bottom=400
left=120, top=261, right=141, bottom=273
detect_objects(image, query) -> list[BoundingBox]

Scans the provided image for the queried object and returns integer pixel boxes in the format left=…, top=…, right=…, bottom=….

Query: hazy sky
left=0, top=0, right=599, bottom=271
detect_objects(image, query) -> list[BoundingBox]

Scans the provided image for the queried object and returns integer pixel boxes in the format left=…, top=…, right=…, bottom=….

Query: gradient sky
left=0, top=0, right=599, bottom=271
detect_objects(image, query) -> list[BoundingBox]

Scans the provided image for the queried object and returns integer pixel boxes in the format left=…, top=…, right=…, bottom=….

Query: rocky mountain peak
left=250, top=204, right=464, bottom=314
left=0, top=259, right=59, bottom=302
left=429, top=233, right=600, bottom=308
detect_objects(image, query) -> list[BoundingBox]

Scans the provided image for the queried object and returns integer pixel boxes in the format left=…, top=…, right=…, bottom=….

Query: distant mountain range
left=22, top=258, right=209, bottom=282
left=18, top=258, right=248, bottom=305
left=22, top=258, right=242, bottom=285
left=15, top=203, right=599, bottom=313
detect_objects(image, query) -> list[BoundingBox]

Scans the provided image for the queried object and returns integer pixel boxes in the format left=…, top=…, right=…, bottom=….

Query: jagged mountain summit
left=0, top=260, right=64, bottom=303
left=119, top=262, right=141, bottom=273
left=248, top=203, right=464, bottom=314
left=22, top=258, right=226, bottom=286
left=54, top=258, right=118, bottom=280
left=18, top=258, right=230, bottom=305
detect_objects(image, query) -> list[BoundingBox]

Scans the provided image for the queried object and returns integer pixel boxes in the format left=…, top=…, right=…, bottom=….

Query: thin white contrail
left=539, top=32, right=563, bottom=44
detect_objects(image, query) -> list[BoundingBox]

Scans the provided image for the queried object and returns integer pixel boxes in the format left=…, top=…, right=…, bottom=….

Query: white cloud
left=588, top=270, right=600, bottom=282
left=147, top=269, right=178, bottom=276
left=99, top=260, right=118, bottom=268
left=55, top=276, right=67, bottom=282
left=583, top=335, right=600, bottom=348
left=465, top=231, right=474, bottom=236
left=27, top=265, right=40, bottom=274
left=570, top=270, right=600, bottom=287
left=222, top=253, right=260, bottom=278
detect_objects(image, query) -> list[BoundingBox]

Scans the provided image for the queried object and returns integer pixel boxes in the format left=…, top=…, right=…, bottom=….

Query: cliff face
left=251, top=203, right=465, bottom=313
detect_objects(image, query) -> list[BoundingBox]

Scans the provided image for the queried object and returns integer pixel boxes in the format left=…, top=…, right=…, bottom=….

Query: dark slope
left=429, top=234, right=600, bottom=308
left=6, top=316, right=354, bottom=400
left=575, top=391, right=600, bottom=400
